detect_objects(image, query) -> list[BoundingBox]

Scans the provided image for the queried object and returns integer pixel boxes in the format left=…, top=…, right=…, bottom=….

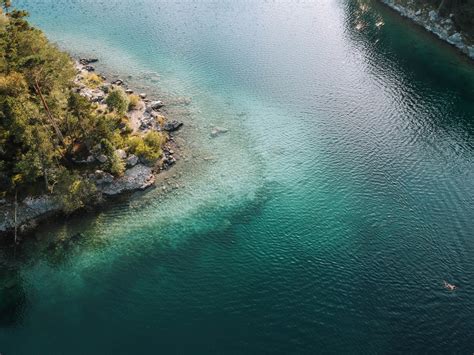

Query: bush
left=105, top=87, right=129, bottom=115
left=0, top=72, right=28, bottom=96
left=107, top=153, right=125, bottom=176
left=127, top=132, right=165, bottom=164
left=84, top=73, right=103, bottom=88
left=128, top=94, right=140, bottom=110
left=54, top=169, right=98, bottom=214
left=144, top=131, right=166, bottom=150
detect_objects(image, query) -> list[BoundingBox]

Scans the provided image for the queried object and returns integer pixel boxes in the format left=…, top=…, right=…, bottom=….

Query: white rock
left=429, top=10, right=438, bottom=22
left=115, top=149, right=127, bottom=160
left=468, top=46, right=474, bottom=59
left=447, top=32, right=462, bottom=45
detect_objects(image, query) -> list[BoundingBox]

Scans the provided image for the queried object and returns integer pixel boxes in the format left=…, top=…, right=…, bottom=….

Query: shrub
left=100, top=138, right=114, bottom=156
left=127, top=132, right=165, bottom=164
left=105, top=87, right=129, bottom=115
left=84, top=73, right=103, bottom=88
left=54, top=169, right=98, bottom=214
left=0, top=72, right=27, bottom=96
left=128, top=94, right=140, bottom=110
left=144, top=131, right=166, bottom=150
left=107, top=152, right=125, bottom=176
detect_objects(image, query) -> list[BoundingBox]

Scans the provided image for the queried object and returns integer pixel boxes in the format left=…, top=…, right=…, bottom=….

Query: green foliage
left=100, top=138, right=125, bottom=176
left=128, top=94, right=140, bottom=110
left=83, top=72, right=103, bottom=88
left=0, top=2, right=167, bottom=211
left=54, top=169, right=98, bottom=214
left=127, top=131, right=165, bottom=164
left=105, top=87, right=129, bottom=115
left=108, top=153, right=126, bottom=176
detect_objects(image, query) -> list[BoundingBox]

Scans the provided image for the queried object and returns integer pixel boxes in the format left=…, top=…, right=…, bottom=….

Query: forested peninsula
left=0, top=2, right=182, bottom=240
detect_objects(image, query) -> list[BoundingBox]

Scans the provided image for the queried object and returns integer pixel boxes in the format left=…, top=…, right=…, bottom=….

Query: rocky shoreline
left=380, top=0, right=474, bottom=60
left=0, top=58, right=183, bottom=240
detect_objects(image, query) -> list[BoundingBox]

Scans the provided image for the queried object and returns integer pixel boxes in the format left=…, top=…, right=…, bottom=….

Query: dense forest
left=0, top=1, right=165, bottom=214
left=417, top=0, right=474, bottom=35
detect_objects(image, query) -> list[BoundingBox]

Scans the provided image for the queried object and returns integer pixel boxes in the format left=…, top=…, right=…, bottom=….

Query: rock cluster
left=79, top=58, right=98, bottom=65
left=163, top=120, right=184, bottom=132
left=381, top=0, right=474, bottom=60
left=74, top=60, right=183, bottom=135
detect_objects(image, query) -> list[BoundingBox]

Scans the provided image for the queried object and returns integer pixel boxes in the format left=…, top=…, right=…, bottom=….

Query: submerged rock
left=79, top=58, right=98, bottom=65
left=150, top=100, right=164, bottom=110
left=163, top=120, right=183, bottom=132
left=210, top=127, right=229, bottom=138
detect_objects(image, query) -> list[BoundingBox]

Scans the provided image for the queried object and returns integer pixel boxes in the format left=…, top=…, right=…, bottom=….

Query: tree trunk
left=33, top=80, right=65, bottom=146
left=43, top=167, right=49, bottom=192
left=14, top=189, right=18, bottom=244
left=437, top=0, right=447, bottom=14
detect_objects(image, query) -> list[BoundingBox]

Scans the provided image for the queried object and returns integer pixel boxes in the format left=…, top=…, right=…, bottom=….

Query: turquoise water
left=1, top=0, right=474, bottom=353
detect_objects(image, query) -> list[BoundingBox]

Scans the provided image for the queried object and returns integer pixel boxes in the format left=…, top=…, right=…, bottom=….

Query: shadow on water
left=0, top=264, right=27, bottom=328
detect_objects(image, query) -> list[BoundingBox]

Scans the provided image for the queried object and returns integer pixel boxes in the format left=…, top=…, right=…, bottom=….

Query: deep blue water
left=1, top=0, right=474, bottom=353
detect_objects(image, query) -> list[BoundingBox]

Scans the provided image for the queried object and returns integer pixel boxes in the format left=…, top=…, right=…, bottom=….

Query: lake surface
left=1, top=0, right=474, bottom=353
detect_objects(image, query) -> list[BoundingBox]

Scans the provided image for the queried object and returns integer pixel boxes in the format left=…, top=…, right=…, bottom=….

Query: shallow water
left=1, top=0, right=474, bottom=353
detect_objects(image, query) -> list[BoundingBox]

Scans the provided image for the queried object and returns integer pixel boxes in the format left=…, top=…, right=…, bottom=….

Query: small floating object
left=443, top=280, right=457, bottom=291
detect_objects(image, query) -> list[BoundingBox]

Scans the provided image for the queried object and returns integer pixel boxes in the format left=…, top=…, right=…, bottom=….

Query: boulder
left=447, top=32, right=462, bottom=45
left=161, top=155, right=176, bottom=169
left=150, top=100, right=164, bottom=110
left=79, top=58, right=98, bottom=65
left=126, top=154, right=139, bottom=168
left=84, top=65, right=95, bottom=72
left=125, top=89, right=134, bottom=94
left=415, top=9, right=421, bottom=16
left=468, top=46, right=474, bottom=59
left=115, top=149, right=127, bottom=160
left=428, top=10, right=438, bottom=22
left=112, top=79, right=124, bottom=86
left=93, top=170, right=114, bottom=185
left=97, top=154, right=108, bottom=163
left=99, top=164, right=155, bottom=196
left=163, top=120, right=183, bottom=132
left=139, top=93, right=147, bottom=99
